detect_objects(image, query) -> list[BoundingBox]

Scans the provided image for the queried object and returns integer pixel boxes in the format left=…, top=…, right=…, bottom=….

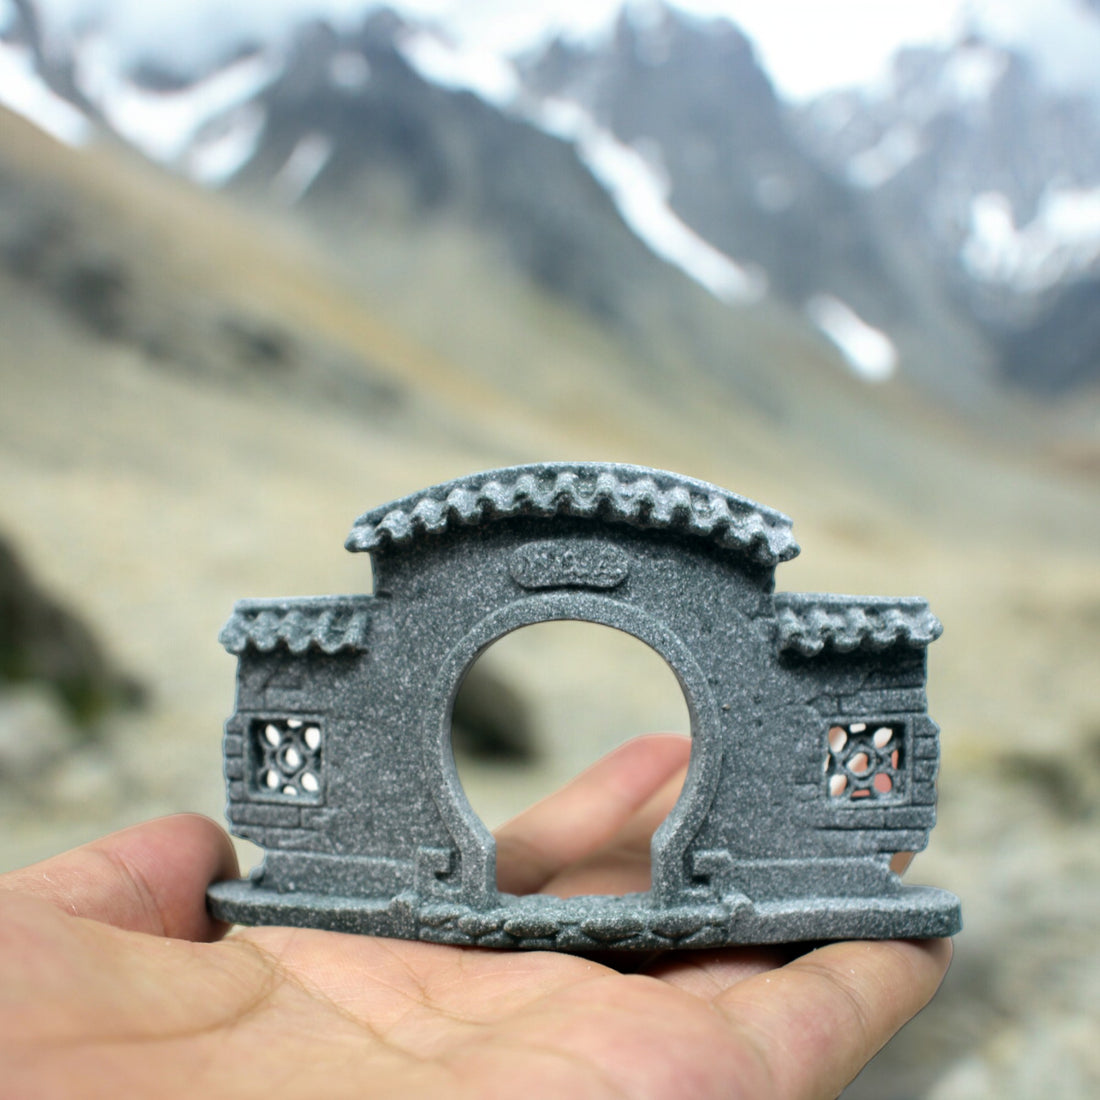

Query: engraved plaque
left=509, top=541, right=629, bottom=590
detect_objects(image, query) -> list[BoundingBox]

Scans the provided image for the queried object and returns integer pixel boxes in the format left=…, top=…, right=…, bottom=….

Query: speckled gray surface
left=207, top=463, right=961, bottom=948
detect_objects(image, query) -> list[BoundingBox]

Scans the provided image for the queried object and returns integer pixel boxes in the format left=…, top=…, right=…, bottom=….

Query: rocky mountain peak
left=3, top=0, right=1098, bottom=405
left=522, top=2, right=777, bottom=150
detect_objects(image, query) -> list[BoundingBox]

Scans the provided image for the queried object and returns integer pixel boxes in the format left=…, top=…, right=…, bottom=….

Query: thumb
left=0, top=814, right=239, bottom=941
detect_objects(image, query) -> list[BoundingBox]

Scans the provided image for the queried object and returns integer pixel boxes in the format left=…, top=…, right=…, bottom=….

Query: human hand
left=0, top=735, right=950, bottom=1099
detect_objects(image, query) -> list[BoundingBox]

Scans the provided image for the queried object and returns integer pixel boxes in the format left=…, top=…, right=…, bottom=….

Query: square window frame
left=247, top=714, right=326, bottom=806
left=823, top=715, right=912, bottom=809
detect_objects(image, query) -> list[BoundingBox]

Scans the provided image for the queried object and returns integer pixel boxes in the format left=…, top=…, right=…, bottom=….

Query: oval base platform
left=208, top=879, right=962, bottom=952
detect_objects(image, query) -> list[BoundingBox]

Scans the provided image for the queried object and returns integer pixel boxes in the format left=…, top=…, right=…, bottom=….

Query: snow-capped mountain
left=3, top=0, right=1099, bottom=405
left=796, top=33, right=1100, bottom=394
left=518, top=4, right=1100, bottom=399
left=516, top=7, right=920, bottom=383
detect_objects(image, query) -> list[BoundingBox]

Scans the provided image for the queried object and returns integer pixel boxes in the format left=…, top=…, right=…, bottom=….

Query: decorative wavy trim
left=774, top=593, right=942, bottom=656
left=220, top=596, right=371, bottom=655
left=346, top=464, right=799, bottom=566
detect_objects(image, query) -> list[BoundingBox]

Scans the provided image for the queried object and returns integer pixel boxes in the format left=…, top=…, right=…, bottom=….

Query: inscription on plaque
left=509, top=541, right=629, bottom=590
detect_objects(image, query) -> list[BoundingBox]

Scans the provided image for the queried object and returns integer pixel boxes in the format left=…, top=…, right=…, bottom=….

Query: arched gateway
left=208, top=464, right=960, bottom=950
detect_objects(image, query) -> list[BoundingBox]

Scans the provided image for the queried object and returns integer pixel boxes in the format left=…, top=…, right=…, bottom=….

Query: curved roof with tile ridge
left=774, top=593, right=942, bottom=656
left=220, top=595, right=372, bottom=655
left=345, top=463, right=800, bottom=567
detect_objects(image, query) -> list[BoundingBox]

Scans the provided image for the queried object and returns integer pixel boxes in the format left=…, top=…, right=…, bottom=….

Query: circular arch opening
left=452, top=621, right=691, bottom=896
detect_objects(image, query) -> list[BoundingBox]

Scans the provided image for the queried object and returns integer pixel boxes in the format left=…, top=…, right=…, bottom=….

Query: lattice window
left=252, top=717, right=323, bottom=801
left=826, top=721, right=904, bottom=802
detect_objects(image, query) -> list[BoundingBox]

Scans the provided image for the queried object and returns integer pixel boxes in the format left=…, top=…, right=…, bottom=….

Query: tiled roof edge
left=219, top=595, right=372, bottom=655
left=774, top=593, right=942, bottom=657
left=346, top=464, right=799, bottom=567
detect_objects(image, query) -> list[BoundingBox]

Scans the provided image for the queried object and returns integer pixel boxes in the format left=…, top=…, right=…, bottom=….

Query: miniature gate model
left=207, top=463, right=961, bottom=950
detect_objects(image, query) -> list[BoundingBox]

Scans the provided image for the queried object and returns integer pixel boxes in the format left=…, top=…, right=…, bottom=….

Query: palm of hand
left=1, top=736, right=949, bottom=1099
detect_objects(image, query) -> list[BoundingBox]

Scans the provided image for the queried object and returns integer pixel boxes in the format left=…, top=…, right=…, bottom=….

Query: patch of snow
left=941, top=43, right=1008, bottom=103
left=397, top=29, right=519, bottom=109
left=0, top=40, right=91, bottom=145
left=76, top=42, right=281, bottom=164
left=534, top=97, right=766, bottom=304
left=806, top=295, right=898, bottom=382
left=847, top=125, right=922, bottom=189
left=396, top=27, right=764, bottom=302
left=270, top=132, right=333, bottom=205
left=1044, top=187, right=1100, bottom=243
left=329, top=50, right=370, bottom=91
left=630, top=136, right=668, bottom=180
left=963, top=192, right=1016, bottom=278
left=184, top=104, right=265, bottom=187
left=962, top=187, right=1100, bottom=292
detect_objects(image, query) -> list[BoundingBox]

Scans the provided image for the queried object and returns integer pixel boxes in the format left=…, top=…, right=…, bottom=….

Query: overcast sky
left=16, top=0, right=1100, bottom=100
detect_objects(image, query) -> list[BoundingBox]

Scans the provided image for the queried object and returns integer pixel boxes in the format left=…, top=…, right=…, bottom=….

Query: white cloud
left=26, top=0, right=964, bottom=99
left=24, top=1, right=1100, bottom=102
left=967, top=0, right=1100, bottom=96
left=682, top=0, right=962, bottom=99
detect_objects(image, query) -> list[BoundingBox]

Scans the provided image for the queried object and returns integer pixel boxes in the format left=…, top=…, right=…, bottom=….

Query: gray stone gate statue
left=207, top=463, right=961, bottom=950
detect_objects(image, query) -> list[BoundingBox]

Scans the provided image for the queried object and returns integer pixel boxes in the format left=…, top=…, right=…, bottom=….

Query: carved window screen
left=826, top=721, right=905, bottom=802
left=251, top=717, right=324, bottom=802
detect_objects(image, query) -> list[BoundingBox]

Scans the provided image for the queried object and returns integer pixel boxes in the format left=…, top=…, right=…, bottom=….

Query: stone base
left=207, top=880, right=961, bottom=951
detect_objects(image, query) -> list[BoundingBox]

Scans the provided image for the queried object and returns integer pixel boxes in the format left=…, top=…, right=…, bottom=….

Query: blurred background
left=1, top=0, right=1097, bottom=1094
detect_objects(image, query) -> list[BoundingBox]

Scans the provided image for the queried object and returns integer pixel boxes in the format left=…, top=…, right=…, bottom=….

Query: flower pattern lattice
left=826, top=721, right=904, bottom=802
left=253, top=717, right=323, bottom=801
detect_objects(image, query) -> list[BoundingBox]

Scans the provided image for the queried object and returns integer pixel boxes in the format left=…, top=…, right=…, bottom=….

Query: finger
left=0, top=814, right=239, bottom=941
left=495, top=734, right=691, bottom=895
left=538, top=760, right=688, bottom=897
left=714, top=938, right=953, bottom=1099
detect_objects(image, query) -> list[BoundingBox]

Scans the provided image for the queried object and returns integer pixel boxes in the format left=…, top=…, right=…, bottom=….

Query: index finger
left=708, top=938, right=953, bottom=1099
left=494, top=734, right=691, bottom=895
